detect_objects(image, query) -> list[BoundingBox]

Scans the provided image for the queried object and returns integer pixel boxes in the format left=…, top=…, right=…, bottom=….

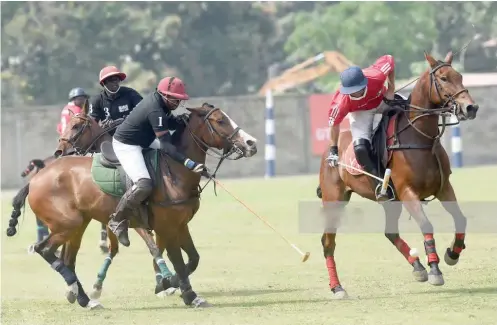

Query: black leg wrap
left=50, top=258, right=78, bottom=285
left=76, top=281, right=90, bottom=307
left=385, top=233, right=399, bottom=245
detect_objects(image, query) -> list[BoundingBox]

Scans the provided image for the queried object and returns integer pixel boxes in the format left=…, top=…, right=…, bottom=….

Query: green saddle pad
left=90, top=150, right=159, bottom=197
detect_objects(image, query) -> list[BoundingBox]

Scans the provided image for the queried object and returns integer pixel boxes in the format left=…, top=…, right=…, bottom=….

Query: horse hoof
left=332, top=290, right=348, bottom=299
left=444, top=249, right=459, bottom=266
left=331, top=286, right=348, bottom=300
left=191, top=296, right=211, bottom=308
left=428, top=274, right=445, bottom=286
left=87, top=300, right=104, bottom=310
left=90, top=286, right=102, bottom=299
left=412, top=269, right=428, bottom=282
left=65, top=282, right=79, bottom=304
left=27, top=244, right=36, bottom=255
left=99, top=245, right=109, bottom=254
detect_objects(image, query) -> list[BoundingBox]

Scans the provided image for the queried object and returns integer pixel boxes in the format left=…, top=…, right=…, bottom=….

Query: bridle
left=58, top=114, right=93, bottom=155
left=181, top=104, right=245, bottom=193
left=57, top=114, right=121, bottom=156
left=387, top=61, right=468, bottom=142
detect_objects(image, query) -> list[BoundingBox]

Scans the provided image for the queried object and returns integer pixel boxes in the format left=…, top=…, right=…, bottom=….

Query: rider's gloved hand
left=325, top=146, right=339, bottom=167
left=184, top=158, right=210, bottom=177
left=99, top=118, right=114, bottom=129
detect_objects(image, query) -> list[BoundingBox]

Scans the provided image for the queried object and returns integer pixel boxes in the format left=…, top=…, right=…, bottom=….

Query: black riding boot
left=108, top=178, right=153, bottom=247
left=353, top=139, right=390, bottom=202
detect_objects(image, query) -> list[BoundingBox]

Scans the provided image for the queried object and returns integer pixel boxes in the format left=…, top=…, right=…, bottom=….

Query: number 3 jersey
left=113, top=91, right=183, bottom=148
left=88, top=86, right=143, bottom=132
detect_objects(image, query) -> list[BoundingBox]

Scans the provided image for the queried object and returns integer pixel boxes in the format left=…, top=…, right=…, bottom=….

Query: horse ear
left=186, top=107, right=206, bottom=116
left=444, top=51, right=454, bottom=64
left=424, top=51, right=438, bottom=68
left=68, top=109, right=75, bottom=116
left=82, top=99, right=89, bottom=115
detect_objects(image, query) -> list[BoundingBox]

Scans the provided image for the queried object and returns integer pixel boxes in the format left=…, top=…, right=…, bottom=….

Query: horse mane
left=171, top=117, right=188, bottom=146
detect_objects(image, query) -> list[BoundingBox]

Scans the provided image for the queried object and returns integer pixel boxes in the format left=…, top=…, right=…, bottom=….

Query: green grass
left=2, top=166, right=497, bottom=325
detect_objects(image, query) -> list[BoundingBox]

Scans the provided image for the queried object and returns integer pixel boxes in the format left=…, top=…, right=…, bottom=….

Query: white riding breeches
left=348, top=101, right=391, bottom=142
left=112, top=138, right=161, bottom=183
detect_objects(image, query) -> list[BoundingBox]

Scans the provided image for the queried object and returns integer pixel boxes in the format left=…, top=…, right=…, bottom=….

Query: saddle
left=96, top=141, right=161, bottom=229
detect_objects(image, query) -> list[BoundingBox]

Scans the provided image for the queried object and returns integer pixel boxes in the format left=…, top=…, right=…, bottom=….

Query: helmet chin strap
left=159, top=92, right=184, bottom=110
left=104, top=84, right=120, bottom=95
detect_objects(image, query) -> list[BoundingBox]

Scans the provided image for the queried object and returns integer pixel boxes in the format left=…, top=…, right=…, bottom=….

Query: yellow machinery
left=258, top=51, right=354, bottom=96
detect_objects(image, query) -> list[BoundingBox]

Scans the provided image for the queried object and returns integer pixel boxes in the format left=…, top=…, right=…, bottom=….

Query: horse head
left=54, top=105, right=104, bottom=158
left=184, top=103, right=258, bottom=158
left=420, top=51, right=479, bottom=121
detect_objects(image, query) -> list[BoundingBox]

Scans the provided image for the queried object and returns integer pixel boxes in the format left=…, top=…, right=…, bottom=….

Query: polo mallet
left=337, top=162, right=392, bottom=197
left=211, top=178, right=310, bottom=262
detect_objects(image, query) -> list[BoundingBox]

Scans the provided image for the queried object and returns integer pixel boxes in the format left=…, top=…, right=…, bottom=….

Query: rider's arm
left=372, top=55, right=396, bottom=99
left=88, top=95, right=104, bottom=122
left=148, top=109, right=188, bottom=165
left=328, top=100, right=347, bottom=149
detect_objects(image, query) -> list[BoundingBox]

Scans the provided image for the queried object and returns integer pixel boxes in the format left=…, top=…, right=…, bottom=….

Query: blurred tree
left=285, top=1, right=437, bottom=93
left=1, top=2, right=280, bottom=105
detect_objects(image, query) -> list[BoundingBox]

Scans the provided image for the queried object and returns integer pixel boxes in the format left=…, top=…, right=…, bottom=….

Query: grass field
left=1, top=166, right=496, bottom=325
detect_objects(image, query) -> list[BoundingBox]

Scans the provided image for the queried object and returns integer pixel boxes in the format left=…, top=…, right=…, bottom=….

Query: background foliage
left=1, top=1, right=496, bottom=106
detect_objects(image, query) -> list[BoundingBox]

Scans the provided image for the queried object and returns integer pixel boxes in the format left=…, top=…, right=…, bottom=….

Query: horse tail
left=21, top=159, right=46, bottom=178
left=6, top=184, right=30, bottom=237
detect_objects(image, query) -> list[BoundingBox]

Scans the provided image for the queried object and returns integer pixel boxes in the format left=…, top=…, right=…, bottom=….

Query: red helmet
left=99, top=66, right=126, bottom=85
left=157, top=77, right=189, bottom=100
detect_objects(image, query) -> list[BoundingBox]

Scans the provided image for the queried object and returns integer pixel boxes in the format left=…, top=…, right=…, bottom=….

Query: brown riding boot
left=108, top=178, right=153, bottom=247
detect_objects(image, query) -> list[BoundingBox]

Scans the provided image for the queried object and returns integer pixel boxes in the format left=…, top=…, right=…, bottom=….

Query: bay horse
left=14, top=113, right=124, bottom=254
left=318, top=51, right=479, bottom=299
left=6, top=103, right=258, bottom=309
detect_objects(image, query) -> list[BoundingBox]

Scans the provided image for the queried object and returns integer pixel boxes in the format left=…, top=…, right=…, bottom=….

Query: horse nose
left=467, top=104, right=479, bottom=113
left=246, top=139, right=256, bottom=149
left=54, top=150, right=63, bottom=158
left=466, top=104, right=479, bottom=120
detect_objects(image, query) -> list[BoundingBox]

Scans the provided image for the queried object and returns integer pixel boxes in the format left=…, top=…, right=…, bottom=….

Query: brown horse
left=15, top=113, right=123, bottom=254
left=6, top=103, right=257, bottom=309
left=318, top=51, right=479, bottom=299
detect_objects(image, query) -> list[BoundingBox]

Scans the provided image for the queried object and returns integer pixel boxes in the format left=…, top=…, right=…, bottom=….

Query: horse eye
left=440, top=76, right=448, bottom=82
left=216, top=119, right=224, bottom=125
left=72, top=124, right=80, bottom=130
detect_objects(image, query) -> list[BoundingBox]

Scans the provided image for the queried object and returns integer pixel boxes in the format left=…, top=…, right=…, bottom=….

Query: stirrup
left=374, top=184, right=395, bottom=202
left=108, top=218, right=129, bottom=235
left=374, top=168, right=395, bottom=202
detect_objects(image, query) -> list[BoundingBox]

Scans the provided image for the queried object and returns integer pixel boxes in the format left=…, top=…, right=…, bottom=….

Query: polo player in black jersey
left=109, top=77, right=207, bottom=247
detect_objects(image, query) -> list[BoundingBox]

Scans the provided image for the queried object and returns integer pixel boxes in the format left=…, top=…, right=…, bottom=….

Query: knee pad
left=353, top=139, right=372, bottom=166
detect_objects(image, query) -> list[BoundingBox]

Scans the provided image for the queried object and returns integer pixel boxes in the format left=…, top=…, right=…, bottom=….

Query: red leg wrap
left=393, top=237, right=417, bottom=264
left=452, top=233, right=465, bottom=254
left=423, top=234, right=439, bottom=264
left=326, top=256, right=340, bottom=289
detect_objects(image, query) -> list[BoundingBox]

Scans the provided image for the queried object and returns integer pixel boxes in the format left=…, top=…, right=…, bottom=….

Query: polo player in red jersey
left=326, top=55, right=396, bottom=201
left=57, top=88, right=90, bottom=135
